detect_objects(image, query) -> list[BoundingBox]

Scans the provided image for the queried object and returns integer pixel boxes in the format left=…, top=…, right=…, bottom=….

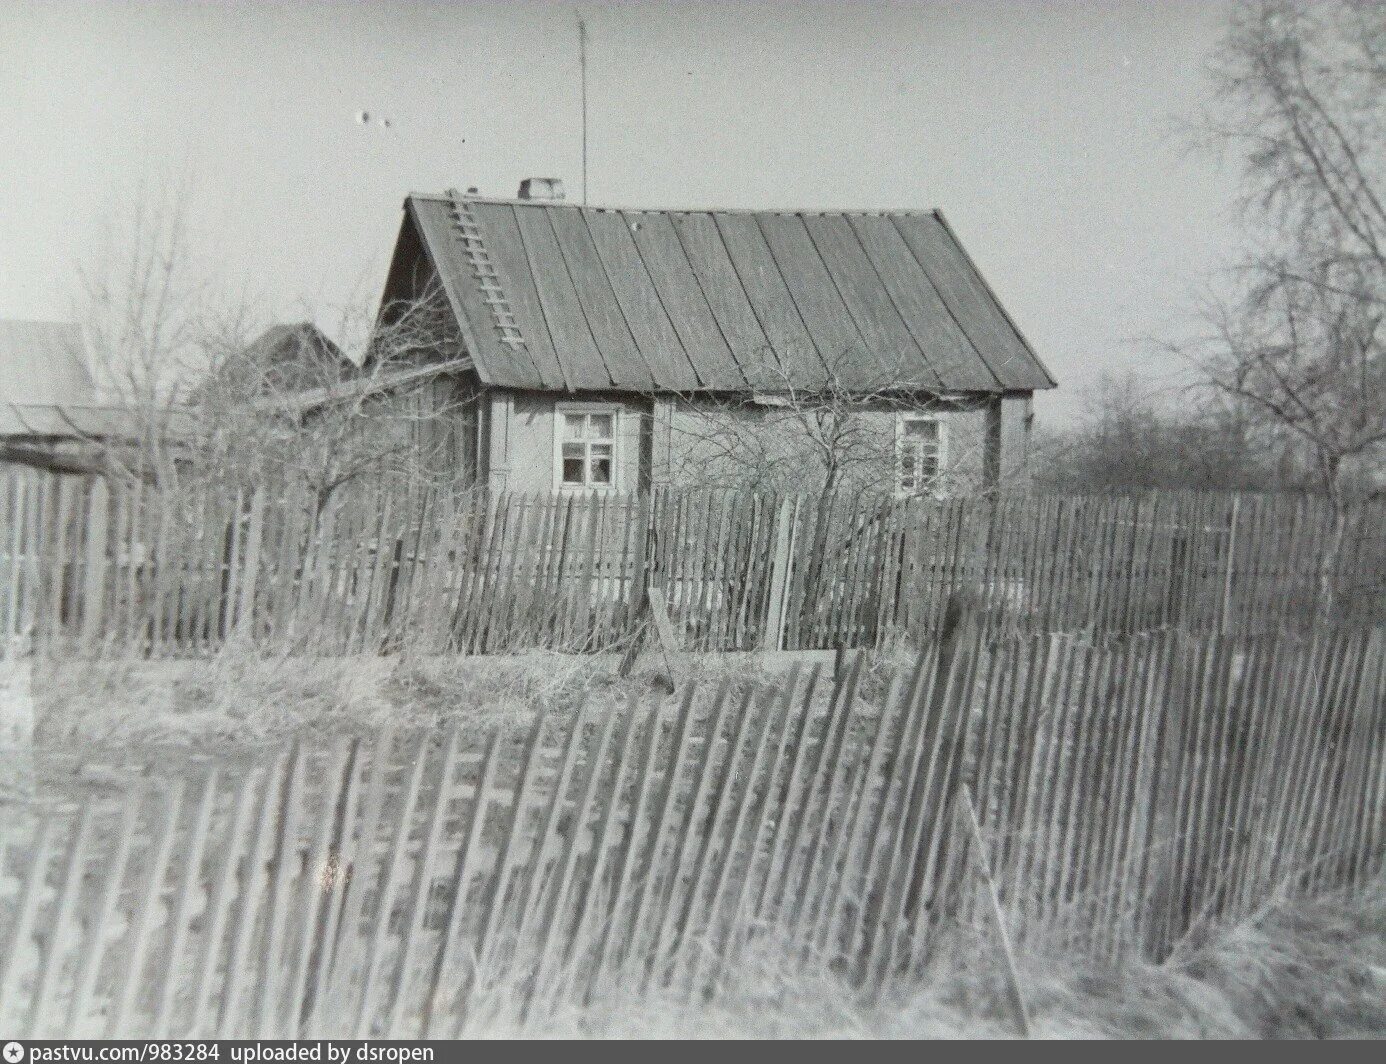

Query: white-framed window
left=896, top=414, right=945, bottom=496
left=555, top=404, right=620, bottom=490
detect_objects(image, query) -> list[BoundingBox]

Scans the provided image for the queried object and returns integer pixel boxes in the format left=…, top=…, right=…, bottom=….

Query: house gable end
left=401, top=195, right=546, bottom=390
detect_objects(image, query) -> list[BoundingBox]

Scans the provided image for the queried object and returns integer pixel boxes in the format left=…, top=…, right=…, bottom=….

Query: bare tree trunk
left=799, top=461, right=842, bottom=619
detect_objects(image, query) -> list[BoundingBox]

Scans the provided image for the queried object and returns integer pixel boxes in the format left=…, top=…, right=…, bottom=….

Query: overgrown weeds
left=480, top=882, right=1386, bottom=1038
left=29, top=646, right=796, bottom=754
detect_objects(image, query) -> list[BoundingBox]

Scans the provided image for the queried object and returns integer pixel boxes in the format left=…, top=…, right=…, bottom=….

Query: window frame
left=894, top=412, right=947, bottom=498
left=554, top=402, right=622, bottom=492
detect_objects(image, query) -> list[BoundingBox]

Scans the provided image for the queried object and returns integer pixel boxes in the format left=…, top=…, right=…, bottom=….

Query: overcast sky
left=1, top=0, right=1243, bottom=424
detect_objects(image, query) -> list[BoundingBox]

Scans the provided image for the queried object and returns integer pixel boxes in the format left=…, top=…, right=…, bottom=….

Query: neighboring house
left=0, top=319, right=198, bottom=474
left=201, top=321, right=362, bottom=415
left=242, top=322, right=354, bottom=395
left=369, top=181, right=1057, bottom=495
left=0, top=320, right=131, bottom=471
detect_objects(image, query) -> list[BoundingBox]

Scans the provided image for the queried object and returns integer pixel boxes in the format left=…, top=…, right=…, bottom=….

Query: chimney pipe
left=517, top=177, right=565, bottom=201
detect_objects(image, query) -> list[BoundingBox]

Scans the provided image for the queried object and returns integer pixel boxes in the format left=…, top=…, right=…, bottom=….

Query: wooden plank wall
left=2, top=467, right=1383, bottom=659
left=0, top=624, right=1381, bottom=1035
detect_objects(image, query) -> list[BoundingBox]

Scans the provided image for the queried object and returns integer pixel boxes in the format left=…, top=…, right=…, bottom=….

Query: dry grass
left=12, top=644, right=1383, bottom=1039
left=28, top=646, right=800, bottom=755
left=484, top=881, right=1386, bottom=1039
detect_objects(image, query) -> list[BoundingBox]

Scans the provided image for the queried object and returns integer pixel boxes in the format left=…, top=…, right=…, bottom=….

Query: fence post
left=957, top=784, right=1031, bottom=1037
left=79, top=476, right=109, bottom=651
left=1166, top=531, right=1187, bottom=629
left=1143, top=633, right=1189, bottom=958
left=1219, top=495, right=1240, bottom=635
left=631, top=489, right=658, bottom=623
left=2, top=472, right=18, bottom=646
left=762, top=496, right=798, bottom=651
left=234, top=487, right=267, bottom=642
left=376, top=537, right=406, bottom=654
left=217, top=500, right=238, bottom=643
left=0, top=634, right=35, bottom=814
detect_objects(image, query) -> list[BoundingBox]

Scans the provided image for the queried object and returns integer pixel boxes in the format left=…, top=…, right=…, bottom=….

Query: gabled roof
left=401, top=192, right=1056, bottom=394
left=247, top=321, right=349, bottom=364
left=243, top=322, right=355, bottom=394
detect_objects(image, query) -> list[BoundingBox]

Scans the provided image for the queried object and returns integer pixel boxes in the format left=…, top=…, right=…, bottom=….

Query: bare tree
left=197, top=284, right=477, bottom=514
left=1188, top=0, right=1386, bottom=510
left=71, top=178, right=219, bottom=489
left=658, top=343, right=997, bottom=606
left=662, top=344, right=992, bottom=508
left=67, top=185, right=476, bottom=508
left=1034, top=371, right=1279, bottom=492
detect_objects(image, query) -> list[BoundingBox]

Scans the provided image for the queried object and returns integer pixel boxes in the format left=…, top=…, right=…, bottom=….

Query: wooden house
left=373, top=181, right=1057, bottom=496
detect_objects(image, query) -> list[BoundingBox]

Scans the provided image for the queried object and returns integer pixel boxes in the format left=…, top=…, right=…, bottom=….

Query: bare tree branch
left=1183, top=0, right=1386, bottom=510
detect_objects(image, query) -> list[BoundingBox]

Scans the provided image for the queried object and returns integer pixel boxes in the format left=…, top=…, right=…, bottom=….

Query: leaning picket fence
left=1, top=623, right=1381, bottom=1036
left=3, top=467, right=1384, bottom=659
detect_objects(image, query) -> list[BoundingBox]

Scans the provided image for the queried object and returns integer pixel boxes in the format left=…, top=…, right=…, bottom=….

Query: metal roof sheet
left=405, top=194, right=1056, bottom=394
left=0, top=320, right=94, bottom=408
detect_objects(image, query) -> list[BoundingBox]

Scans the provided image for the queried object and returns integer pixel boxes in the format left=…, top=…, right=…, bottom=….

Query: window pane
left=562, top=442, right=584, bottom=459
left=590, top=454, right=612, bottom=484
left=562, top=456, right=585, bottom=484
left=904, top=419, right=937, bottom=439
left=589, top=442, right=612, bottom=458
left=587, top=414, right=613, bottom=440
left=563, top=414, right=585, bottom=440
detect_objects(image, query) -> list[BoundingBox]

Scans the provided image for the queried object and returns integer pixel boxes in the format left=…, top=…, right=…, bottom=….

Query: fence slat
left=3, top=609, right=1384, bottom=1036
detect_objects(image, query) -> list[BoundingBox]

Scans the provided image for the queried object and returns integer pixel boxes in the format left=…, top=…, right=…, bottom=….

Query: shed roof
left=403, top=192, right=1056, bottom=394
left=253, top=355, right=474, bottom=417
left=0, top=402, right=155, bottom=440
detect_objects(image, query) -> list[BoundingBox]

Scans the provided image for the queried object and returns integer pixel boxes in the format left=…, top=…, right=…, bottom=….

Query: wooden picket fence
left=3, top=467, right=1384, bottom=659
left=1, top=623, right=1382, bottom=1036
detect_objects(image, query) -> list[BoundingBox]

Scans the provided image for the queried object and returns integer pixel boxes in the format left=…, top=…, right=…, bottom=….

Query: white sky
left=0, top=0, right=1243, bottom=425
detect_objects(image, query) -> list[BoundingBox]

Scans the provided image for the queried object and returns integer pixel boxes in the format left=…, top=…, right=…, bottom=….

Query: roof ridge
left=410, top=192, right=943, bottom=218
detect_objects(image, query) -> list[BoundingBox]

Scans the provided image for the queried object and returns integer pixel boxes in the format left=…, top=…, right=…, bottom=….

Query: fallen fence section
left=0, top=624, right=1381, bottom=1036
